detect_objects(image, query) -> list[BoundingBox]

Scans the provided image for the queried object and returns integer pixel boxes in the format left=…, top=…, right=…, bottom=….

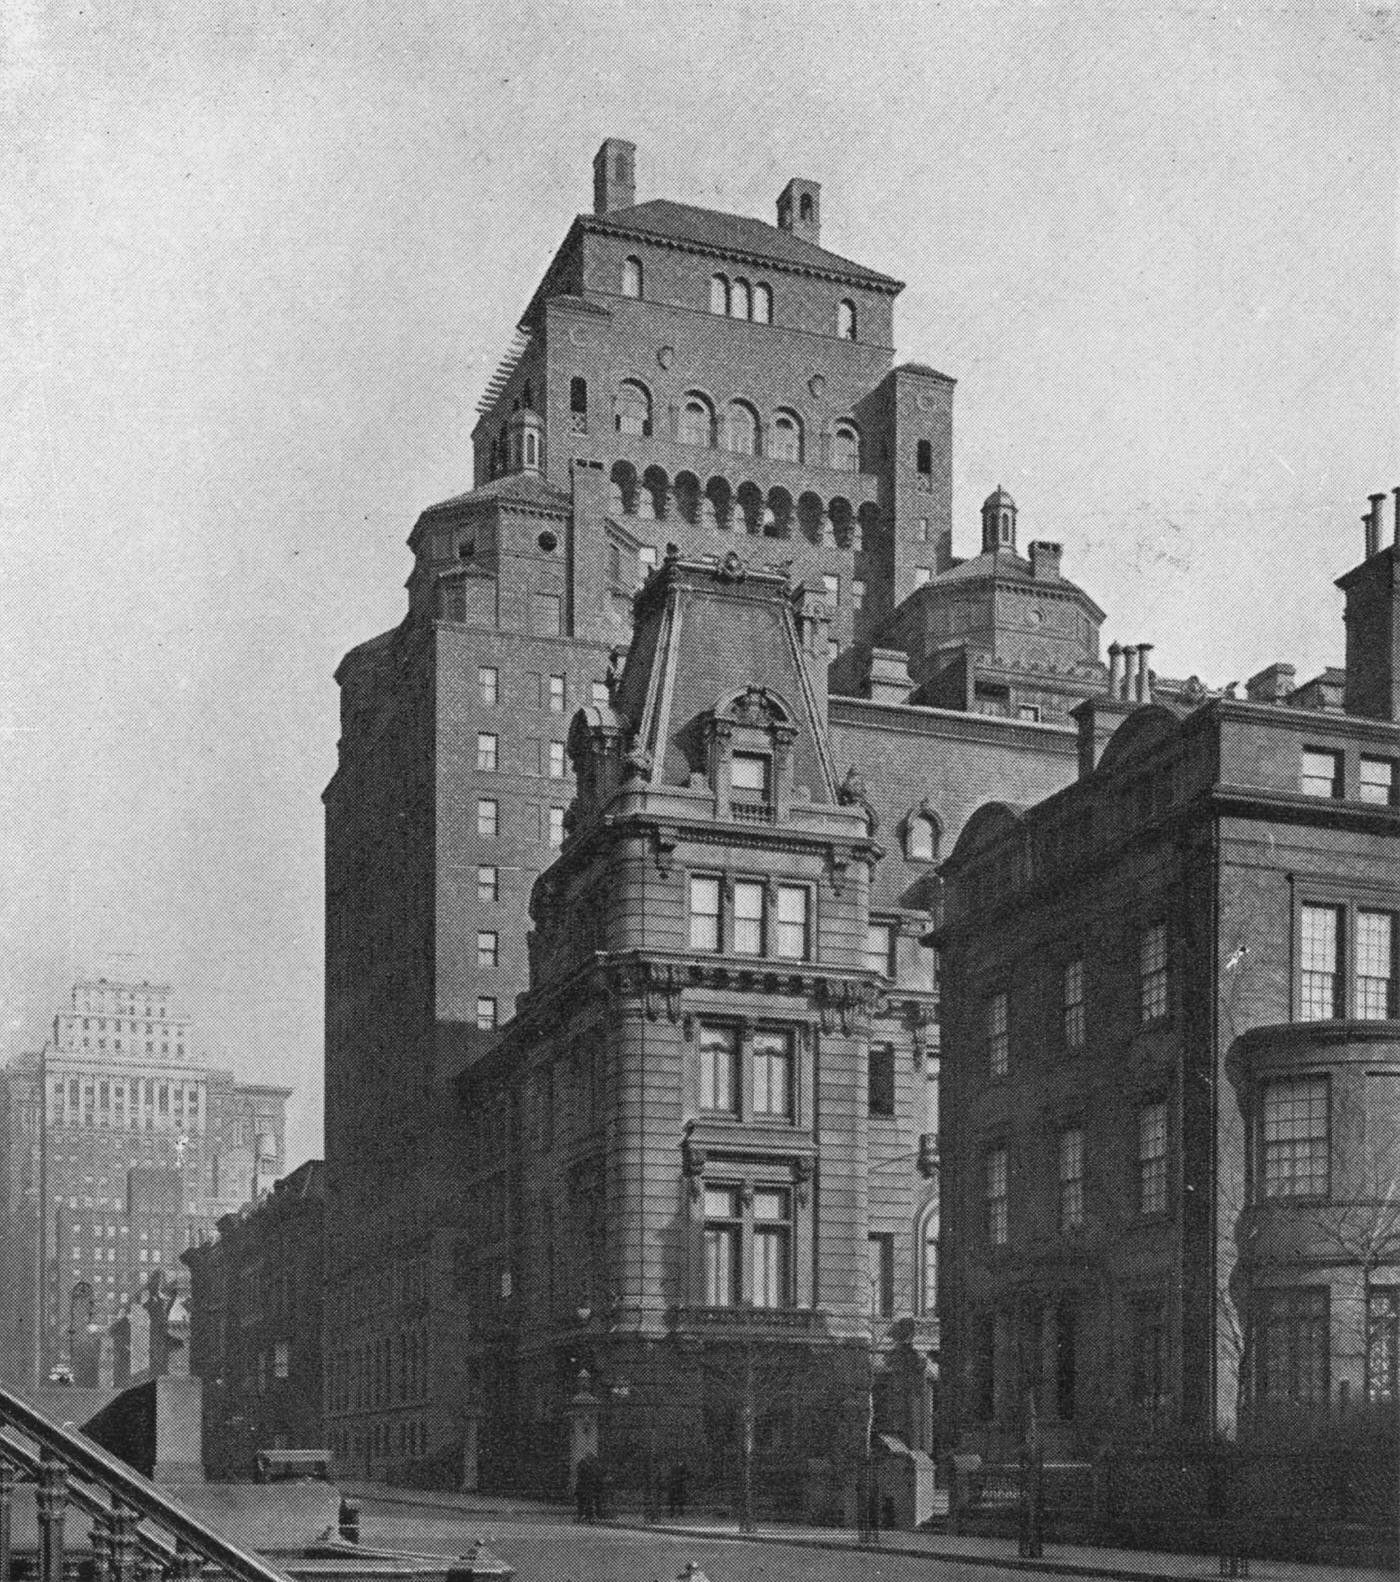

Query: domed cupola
left=981, top=485, right=1017, bottom=554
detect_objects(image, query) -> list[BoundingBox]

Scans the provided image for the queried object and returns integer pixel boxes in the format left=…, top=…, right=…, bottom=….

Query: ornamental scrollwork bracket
left=652, top=824, right=677, bottom=877
left=792, top=1156, right=814, bottom=1208
left=643, top=961, right=682, bottom=1022
left=681, top=1125, right=707, bottom=1202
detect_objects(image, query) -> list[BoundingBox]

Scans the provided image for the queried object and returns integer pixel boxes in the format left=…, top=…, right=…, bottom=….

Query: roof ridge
left=587, top=198, right=902, bottom=289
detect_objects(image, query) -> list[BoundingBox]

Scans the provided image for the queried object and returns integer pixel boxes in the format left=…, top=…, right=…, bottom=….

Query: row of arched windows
left=614, top=380, right=861, bottom=471
left=616, top=256, right=859, bottom=341
left=709, top=274, right=773, bottom=323
left=608, top=460, right=880, bottom=547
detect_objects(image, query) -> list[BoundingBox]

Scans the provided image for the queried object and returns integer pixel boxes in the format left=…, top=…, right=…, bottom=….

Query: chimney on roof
left=1366, top=492, right=1387, bottom=558
left=1028, top=541, right=1062, bottom=581
left=1244, top=662, right=1296, bottom=704
left=593, top=138, right=636, bottom=215
left=776, top=178, right=821, bottom=245
left=1338, top=486, right=1400, bottom=721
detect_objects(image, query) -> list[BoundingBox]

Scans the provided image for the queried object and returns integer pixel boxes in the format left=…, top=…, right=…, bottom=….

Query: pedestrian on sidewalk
left=575, top=1452, right=600, bottom=1523
left=666, top=1460, right=689, bottom=1517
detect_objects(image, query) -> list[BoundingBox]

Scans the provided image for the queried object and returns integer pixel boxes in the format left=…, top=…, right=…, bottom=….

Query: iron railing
left=0, top=1381, right=296, bottom=1582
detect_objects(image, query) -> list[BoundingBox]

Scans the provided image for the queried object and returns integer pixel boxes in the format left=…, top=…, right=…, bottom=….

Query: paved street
left=349, top=1503, right=1396, bottom=1582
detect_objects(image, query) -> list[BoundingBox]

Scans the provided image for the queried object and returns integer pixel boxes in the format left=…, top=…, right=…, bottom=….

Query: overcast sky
left=3, top=1, right=1396, bottom=1166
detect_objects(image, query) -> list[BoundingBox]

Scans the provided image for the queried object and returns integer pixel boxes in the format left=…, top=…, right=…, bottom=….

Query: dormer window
left=730, top=752, right=770, bottom=802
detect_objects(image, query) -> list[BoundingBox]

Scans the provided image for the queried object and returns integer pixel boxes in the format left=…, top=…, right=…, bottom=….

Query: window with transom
left=1360, top=756, right=1398, bottom=806
left=701, top=1183, right=794, bottom=1309
left=679, top=395, right=714, bottom=447
left=831, top=423, right=860, bottom=472
left=865, top=921, right=895, bottom=978
left=985, top=1146, right=1008, bottom=1246
left=1137, top=1102, right=1168, bottom=1215
left=1063, top=959, right=1085, bottom=1050
left=724, top=401, right=758, bottom=455
left=699, top=1024, right=739, bottom=1115
left=1058, top=1127, right=1085, bottom=1231
left=1261, top=1075, right=1329, bottom=1199
left=615, top=380, right=652, bottom=436
left=770, top=411, right=802, bottom=462
left=1255, top=1287, right=1329, bottom=1407
left=1140, top=923, right=1169, bottom=1024
left=987, top=992, right=1009, bottom=1079
left=1300, top=747, right=1343, bottom=799
left=751, top=1030, right=794, bottom=1120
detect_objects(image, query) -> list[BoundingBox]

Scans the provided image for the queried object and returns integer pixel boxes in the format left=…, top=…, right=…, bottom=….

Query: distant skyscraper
left=0, top=977, right=291, bottom=1385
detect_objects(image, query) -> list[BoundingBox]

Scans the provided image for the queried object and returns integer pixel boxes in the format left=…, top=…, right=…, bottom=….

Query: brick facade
left=936, top=530, right=1400, bottom=1457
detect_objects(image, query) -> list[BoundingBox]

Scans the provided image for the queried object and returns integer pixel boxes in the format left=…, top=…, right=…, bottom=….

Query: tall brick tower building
left=325, top=141, right=1162, bottom=1490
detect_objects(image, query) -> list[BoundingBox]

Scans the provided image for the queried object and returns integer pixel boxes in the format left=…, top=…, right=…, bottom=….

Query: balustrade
left=0, top=1381, right=295, bottom=1582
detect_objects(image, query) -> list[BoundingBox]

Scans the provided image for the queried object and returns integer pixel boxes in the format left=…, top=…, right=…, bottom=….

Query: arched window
left=570, top=377, right=587, bottom=414
left=524, top=429, right=539, bottom=469
left=916, top=439, right=933, bottom=476
left=710, top=274, right=729, bottom=315
left=724, top=400, right=758, bottom=456
left=615, top=380, right=652, bottom=437
left=730, top=279, right=752, bottom=320
left=679, top=394, right=714, bottom=448
left=905, top=810, right=940, bottom=863
left=770, top=410, right=802, bottom=463
left=831, top=422, right=860, bottom=473
left=621, top=257, right=643, bottom=299
left=752, top=283, right=772, bottom=324
left=799, top=193, right=814, bottom=223
left=837, top=299, right=857, bottom=340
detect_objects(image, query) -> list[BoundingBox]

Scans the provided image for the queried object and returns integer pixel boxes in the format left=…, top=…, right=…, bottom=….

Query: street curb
left=602, top=1521, right=1262, bottom=1582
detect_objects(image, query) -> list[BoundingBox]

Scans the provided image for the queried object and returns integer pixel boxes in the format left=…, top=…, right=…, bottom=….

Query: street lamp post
left=858, top=1273, right=881, bottom=1548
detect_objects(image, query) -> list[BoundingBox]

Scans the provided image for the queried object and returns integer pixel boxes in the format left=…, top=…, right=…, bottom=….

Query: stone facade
left=936, top=518, right=1400, bottom=1458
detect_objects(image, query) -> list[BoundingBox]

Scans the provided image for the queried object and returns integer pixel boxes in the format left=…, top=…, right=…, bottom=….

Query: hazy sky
left=3, top=2, right=1396, bottom=1166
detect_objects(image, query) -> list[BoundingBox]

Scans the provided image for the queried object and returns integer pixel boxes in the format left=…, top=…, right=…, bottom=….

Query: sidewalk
left=340, top=1482, right=562, bottom=1521
left=606, top=1513, right=1397, bottom=1582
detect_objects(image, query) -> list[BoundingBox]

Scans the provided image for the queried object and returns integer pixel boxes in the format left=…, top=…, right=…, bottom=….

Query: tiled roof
left=929, top=550, right=1035, bottom=586
left=420, top=474, right=571, bottom=515
left=588, top=200, right=902, bottom=289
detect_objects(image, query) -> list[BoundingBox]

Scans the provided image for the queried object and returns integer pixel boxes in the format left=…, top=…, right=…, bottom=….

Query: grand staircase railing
left=0, top=1382, right=296, bottom=1582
